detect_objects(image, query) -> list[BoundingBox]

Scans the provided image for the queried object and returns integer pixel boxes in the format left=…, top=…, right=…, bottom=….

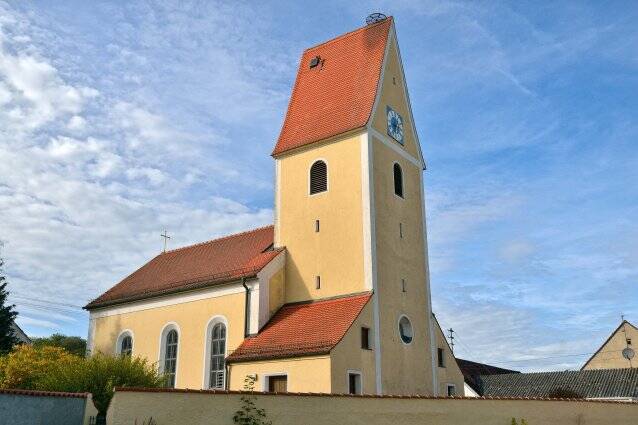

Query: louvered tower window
left=309, top=160, right=328, bottom=194
left=393, top=163, right=404, bottom=198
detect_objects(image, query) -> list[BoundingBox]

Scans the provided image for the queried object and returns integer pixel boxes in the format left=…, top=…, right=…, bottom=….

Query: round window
left=398, top=315, right=413, bottom=344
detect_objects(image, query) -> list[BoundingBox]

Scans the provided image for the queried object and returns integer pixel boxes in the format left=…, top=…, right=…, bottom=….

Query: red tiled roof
left=272, top=18, right=392, bottom=156
left=85, top=226, right=280, bottom=309
left=227, top=293, right=371, bottom=363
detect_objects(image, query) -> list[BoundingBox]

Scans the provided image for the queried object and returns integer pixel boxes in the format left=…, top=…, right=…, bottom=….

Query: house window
left=164, top=329, right=179, bottom=388
left=315, top=219, right=320, bottom=232
left=398, top=315, right=413, bottom=344
left=267, top=375, right=288, bottom=392
left=120, top=335, right=132, bottom=356
left=438, top=348, right=445, bottom=367
left=316, top=275, right=321, bottom=289
left=393, top=163, right=403, bottom=198
left=209, top=323, right=226, bottom=389
left=446, top=384, right=456, bottom=396
left=348, top=372, right=362, bottom=395
left=361, top=327, right=371, bottom=350
left=309, top=160, right=327, bottom=194
left=401, top=279, right=406, bottom=293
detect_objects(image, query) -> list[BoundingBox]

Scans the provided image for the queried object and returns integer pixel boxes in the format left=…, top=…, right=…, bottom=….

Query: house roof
left=480, top=368, right=638, bottom=399
left=581, top=320, right=637, bottom=370
left=272, top=17, right=392, bottom=156
left=456, top=358, right=519, bottom=395
left=227, top=292, right=371, bottom=363
left=85, top=226, right=281, bottom=309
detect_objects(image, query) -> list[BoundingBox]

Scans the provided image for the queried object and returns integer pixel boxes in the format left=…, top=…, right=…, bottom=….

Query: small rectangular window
left=401, top=279, right=406, bottom=293
left=361, top=327, right=370, bottom=350
left=348, top=372, right=362, bottom=395
left=399, top=222, right=403, bottom=238
left=627, top=338, right=632, bottom=346
left=438, top=348, right=445, bottom=368
left=316, top=275, right=321, bottom=289
left=447, top=384, right=456, bottom=396
left=268, top=375, right=288, bottom=393
left=315, top=219, right=320, bottom=232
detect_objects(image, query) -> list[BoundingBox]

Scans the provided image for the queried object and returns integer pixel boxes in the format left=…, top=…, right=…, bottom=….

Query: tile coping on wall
left=0, top=388, right=91, bottom=398
left=113, top=387, right=637, bottom=404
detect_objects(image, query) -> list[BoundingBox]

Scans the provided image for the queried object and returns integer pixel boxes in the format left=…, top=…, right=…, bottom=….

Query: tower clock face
left=386, top=106, right=404, bottom=144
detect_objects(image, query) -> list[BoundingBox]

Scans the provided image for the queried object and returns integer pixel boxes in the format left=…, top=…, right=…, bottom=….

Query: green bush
left=0, top=345, right=164, bottom=415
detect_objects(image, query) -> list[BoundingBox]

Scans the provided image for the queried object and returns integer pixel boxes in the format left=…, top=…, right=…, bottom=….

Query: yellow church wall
left=228, top=356, right=332, bottom=392
left=583, top=322, right=637, bottom=370
left=330, top=300, right=376, bottom=394
left=433, top=318, right=465, bottom=396
left=370, top=31, right=420, bottom=161
left=371, top=135, right=434, bottom=395
left=90, top=285, right=247, bottom=389
left=276, top=132, right=366, bottom=303
left=268, top=268, right=285, bottom=318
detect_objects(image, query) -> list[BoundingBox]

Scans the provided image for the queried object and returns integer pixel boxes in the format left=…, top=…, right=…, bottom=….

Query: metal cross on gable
left=161, top=229, right=171, bottom=253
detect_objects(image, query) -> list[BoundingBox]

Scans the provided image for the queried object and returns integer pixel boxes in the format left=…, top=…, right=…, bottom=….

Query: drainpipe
left=242, top=277, right=250, bottom=338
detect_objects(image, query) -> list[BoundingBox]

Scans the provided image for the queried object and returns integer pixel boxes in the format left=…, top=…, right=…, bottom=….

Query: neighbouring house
left=480, top=368, right=638, bottom=402
left=10, top=321, right=31, bottom=345
left=431, top=315, right=464, bottom=396
left=582, top=320, right=637, bottom=370
left=84, top=16, right=459, bottom=396
left=455, top=358, right=519, bottom=397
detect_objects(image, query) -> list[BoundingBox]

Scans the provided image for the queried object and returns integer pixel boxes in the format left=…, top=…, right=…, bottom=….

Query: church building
left=85, top=16, right=462, bottom=396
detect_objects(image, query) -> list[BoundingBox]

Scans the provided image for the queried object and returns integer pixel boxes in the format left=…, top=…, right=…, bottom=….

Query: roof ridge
left=485, top=368, right=638, bottom=377
left=163, top=224, right=274, bottom=255
left=303, top=16, right=392, bottom=53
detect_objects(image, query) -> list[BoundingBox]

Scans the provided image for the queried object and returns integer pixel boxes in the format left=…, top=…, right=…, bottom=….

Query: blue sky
left=0, top=1, right=636, bottom=371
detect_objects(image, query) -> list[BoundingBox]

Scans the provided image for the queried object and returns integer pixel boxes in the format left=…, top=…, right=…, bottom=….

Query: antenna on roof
left=365, top=13, right=387, bottom=25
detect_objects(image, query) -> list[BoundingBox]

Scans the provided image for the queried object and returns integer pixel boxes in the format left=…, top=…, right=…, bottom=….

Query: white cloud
left=67, top=115, right=86, bottom=131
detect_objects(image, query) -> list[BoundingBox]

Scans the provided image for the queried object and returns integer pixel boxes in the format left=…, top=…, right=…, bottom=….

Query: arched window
left=115, top=330, right=133, bottom=356
left=120, top=335, right=132, bottom=356
left=209, top=323, right=226, bottom=389
left=163, top=329, right=179, bottom=388
left=393, top=163, right=404, bottom=198
left=309, top=160, right=328, bottom=194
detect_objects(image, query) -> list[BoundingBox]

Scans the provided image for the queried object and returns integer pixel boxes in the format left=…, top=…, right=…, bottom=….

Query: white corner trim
left=368, top=127, right=422, bottom=169
left=201, top=315, right=229, bottom=389
left=360, top=132, right=382, bottom=395
left=274, top=158, right=282, bottom=247
left=115, top=329, right=134, bottom=355
left=86, top=314, right=96, bottom=356
left=420, top=172, right=438, bottom=396
left=158, top=322, right=181, bottom=387
left=89, top=283, right=246, bottom=319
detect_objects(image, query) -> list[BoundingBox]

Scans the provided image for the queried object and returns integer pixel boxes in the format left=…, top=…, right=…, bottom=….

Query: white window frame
left=158, top=322, right=180, bottom=387
left=397, top=314, right=414, bottom=345
left=115, top=329, right=134, bottom=356
left=261, top=372, right=288, bottom=392
left=392, top=161, right=405, bottom=200
left=308, top=158, right=329, bottom=196
left=346, top=370, right=363, bottom=395
left=202, top=315, right=229, bottom=389
left=446, top=383, right=456, bottom=397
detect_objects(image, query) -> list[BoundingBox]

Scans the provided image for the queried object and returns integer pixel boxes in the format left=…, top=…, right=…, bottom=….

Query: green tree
left=32, top=333, right=87, bottom=357
left=0, top=256, right=19, bottom=355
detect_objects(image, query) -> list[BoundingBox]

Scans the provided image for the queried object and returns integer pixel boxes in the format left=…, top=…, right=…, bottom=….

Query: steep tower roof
left=272, top=17, right=392, bottom=156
